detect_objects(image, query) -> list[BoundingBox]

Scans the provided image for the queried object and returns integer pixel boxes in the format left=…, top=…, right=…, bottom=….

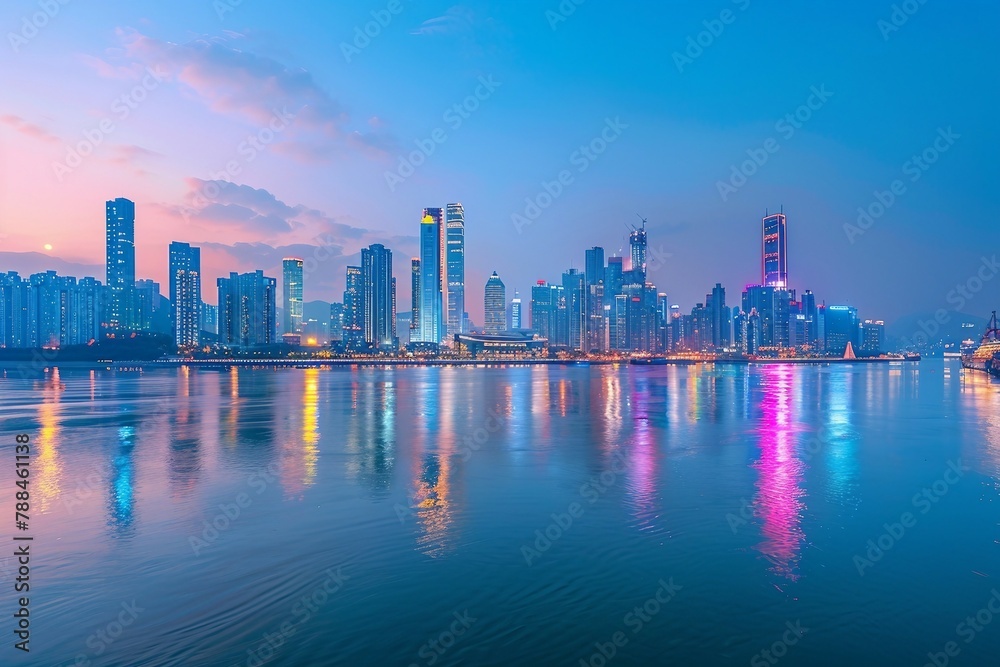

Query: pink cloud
left=0, top=115, right=60, bottom=144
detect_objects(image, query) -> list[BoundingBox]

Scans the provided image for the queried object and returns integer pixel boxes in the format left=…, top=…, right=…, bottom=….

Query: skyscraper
left=657, top=293, right=669, bottom=351
left=169, top=242, right=202, bottom=348
left=410, top=258, right=421, bottom=338
left=585, top=247, right=605, bottom=352
left=802, top=290, right=818, bottom=348
left=709, top=283, right=727, bottom=350
left=630, top=221, right=647, bottom=276
left=343, top=266, right=363, bottom=348
left=134, top=278, right=162, bottom=333
left=201, top=302, right=218, bottom=337
left=106, top=197, right=136, bottom=331
left=585, top=247, right=605, bottom=287
left=747, top=309, right=762, bottom=355
left=861, top=320, right=885, bottom=354
left=282, top=258, right=304, bottom=335
left=606, top=256, right=625, bottom=345
left=825, top=306, right=859, bottom=356
left=562, top=269, right=585, bottom=351
left=446, top=203, right=465, bottom=338
left=484, top=271, right=506, bottom=335
left=418, top=211, right=443, bottom=344
left=531, top=281, right=556, bottom=341
left=329, top=303, right=344, bottom=341
left=762, top=212, right=788, bottom=288
left=510, top=290, right=522, bottom=330
left=0, top=271, right=28, bottom=348
left=361, top=244, right=396, bottom=349
left=742, top=285, right=792, bottom=348
left=217, top=270, right=276, bottom=349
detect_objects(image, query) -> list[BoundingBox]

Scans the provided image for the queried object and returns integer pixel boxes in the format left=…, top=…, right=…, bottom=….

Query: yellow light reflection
left=301, top=369, right=320, bottom=487
left=34, top=368, right=63, bottom=511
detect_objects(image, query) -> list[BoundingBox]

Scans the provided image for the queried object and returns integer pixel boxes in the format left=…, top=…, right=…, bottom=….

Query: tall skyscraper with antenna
left=762, top=211, right=788, bottom=288
left=629, top=217, right=647, bottom=277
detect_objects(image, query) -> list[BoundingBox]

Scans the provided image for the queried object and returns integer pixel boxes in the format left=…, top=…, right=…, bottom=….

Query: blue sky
left=0, top=0, right=998, bottom=326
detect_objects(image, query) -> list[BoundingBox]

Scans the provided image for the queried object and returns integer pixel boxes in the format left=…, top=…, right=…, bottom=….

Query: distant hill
left=0, top=333, right=173, bottom=366
left=886, top=311, right=989, bottom=349
left=304, top=300, right=332, bottom=322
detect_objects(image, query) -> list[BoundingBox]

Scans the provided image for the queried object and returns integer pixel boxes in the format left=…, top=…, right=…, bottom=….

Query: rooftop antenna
left=636, top=213, right=647, bottom=230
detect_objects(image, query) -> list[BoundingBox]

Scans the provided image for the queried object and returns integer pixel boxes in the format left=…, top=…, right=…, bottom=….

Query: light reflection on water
left=0, top=361, right=998, bottom=666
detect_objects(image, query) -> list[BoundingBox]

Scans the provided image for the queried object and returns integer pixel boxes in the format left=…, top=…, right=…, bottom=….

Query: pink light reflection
left=752, top=365, right=806, bottom=580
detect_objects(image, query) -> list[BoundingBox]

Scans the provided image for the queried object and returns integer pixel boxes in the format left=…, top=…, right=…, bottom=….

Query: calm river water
left=1, top=361, right=999, bottom=665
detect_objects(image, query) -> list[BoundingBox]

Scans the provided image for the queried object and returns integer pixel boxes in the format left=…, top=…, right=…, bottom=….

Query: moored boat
left=961, top=311, right=1000, bottom=372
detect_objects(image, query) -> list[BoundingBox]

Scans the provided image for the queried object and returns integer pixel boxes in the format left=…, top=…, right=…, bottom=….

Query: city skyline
left=0, top=196, right=931, bottom=356
left=1, top=2, right=997, bottom=328
left=0, top=196, right=898, bottom=314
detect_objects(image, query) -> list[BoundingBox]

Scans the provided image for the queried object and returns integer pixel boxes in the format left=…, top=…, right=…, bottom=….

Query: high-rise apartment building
left=169, top=242, right=202, bottom=348
left=106, top=197, right=136, bottom=331
left=343, top=266, right=363, bottom=348
left=361, top=244, right=396, bottom=349
left=217, top=270, right=276, bottom=349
